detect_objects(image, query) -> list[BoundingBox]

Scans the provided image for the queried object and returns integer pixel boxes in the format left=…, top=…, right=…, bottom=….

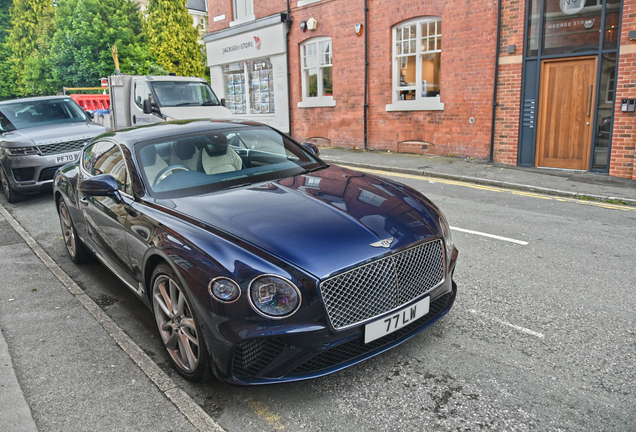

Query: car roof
left=0, top=95, right=72, bottom=105
left=99, top=119, right=270, bottom=149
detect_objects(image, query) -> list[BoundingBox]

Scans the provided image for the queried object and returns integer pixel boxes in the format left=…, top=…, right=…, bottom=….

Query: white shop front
left=205, top=16, right=289, bottom=133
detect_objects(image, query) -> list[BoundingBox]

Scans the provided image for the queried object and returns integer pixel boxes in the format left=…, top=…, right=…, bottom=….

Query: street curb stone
left=325, top=159, right=636, bottom=207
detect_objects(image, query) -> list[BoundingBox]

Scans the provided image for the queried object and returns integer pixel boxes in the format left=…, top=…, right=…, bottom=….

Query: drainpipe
left=363, top=0, right=369, bottom=150
left=489, top=0, right=502, bottom=162
left=285, top=1, right=293, bottom=136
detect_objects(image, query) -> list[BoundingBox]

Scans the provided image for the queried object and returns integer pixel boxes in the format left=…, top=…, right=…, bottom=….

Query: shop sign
left=206, top=23, right=286, bottom=66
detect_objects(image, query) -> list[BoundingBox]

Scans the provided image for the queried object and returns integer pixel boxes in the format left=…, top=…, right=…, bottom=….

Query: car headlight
left=439, top=213, right=454, bottom=260
left=248, top=275, right=301, bottom=319
left=209, top=277, right=241, bottom=303
left=3, top=146, right=40, bottom=156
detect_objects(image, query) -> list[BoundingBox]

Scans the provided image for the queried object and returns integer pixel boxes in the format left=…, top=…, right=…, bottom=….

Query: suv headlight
left=249, top=275, right=301, bottom=319
left=439, top=213, right=454, bottom=260
left=3, top=146, right=40, bottom=156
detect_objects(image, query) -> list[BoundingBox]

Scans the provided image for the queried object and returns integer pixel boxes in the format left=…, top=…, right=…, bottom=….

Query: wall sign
left=206, top=23, right=286, bottom=67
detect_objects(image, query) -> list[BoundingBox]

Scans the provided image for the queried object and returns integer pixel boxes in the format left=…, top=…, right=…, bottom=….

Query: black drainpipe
left=285, top=1, right=293, bottom=136
left=489, top=0, right=502, bottom=162
left=363, top=0, right=369, bottom=150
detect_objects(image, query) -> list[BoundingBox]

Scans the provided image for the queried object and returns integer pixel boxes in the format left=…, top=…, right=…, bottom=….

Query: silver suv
left=0, top=96, right=107, bottom=202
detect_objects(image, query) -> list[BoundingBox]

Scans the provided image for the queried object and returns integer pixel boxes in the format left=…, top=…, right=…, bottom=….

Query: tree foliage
left=6, top=0, right=49, bottom=96
left=145, top=0, right=205, bottom=77
left=47, top=0, right=158, bottom=90
left=0, top=0, right=15, bottom=99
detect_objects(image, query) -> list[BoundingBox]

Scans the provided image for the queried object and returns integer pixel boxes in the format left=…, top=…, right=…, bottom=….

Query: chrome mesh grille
left=38, top=139, right=87, bottom=155
left=320, top=239, right=445, bottom=330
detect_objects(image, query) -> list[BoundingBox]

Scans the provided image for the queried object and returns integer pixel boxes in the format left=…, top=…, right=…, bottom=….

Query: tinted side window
left=84, top=140, right=130, bottom=194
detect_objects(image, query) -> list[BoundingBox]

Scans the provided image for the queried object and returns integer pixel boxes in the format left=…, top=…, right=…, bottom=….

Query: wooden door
left=536, top=57, right=597, bottom=170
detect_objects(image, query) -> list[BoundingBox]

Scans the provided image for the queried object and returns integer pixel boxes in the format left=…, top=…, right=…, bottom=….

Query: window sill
left=229, top=14, right=256, bottom=27
left=385, top=99, right=444, bottom=111
left=297, top=97, right=336, bottom=108
left=297, top=0, right=322, bottom=6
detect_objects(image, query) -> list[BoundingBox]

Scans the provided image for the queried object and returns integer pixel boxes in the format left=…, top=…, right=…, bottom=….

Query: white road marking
left=469, top=309, right=545, bottom=339
left=450, top=226, right=529, bottom=245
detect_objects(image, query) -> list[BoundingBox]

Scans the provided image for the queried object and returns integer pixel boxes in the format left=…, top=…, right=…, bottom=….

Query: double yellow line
left=344, top=166, right=636, bottom=212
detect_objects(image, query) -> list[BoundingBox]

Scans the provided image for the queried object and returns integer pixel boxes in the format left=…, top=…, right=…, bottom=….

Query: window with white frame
left=222, top=58, right=275, bottom=115
left=298, top=37, right=335, bottom=108
left=386, top=17, right=444, bottom=111
left=232, top=0, right=254, bottom=24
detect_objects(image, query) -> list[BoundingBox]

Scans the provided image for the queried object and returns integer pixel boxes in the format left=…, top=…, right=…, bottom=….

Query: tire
left=58, top=199, right=88, bottom=264
left=0, top=165, right=23, bottom=203
left=151, top=263, right=212, bottom=382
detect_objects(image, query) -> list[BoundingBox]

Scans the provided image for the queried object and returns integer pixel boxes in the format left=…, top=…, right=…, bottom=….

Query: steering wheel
left=153, top=165, right=190, bottom=186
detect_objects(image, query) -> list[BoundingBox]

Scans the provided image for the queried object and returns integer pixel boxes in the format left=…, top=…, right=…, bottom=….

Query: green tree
left=144, top=0, right=205, bottom=77
left=47, top=0, right=156, bottom=89
left=6, top=0, right=49, bottom=96
left=22, top=4, right=57, bottom=95
left=0, top=0, right=14, bottom=99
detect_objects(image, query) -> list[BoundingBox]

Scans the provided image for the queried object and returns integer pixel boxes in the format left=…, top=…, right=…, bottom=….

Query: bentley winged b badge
left=370, top=237, right=394, bottom=248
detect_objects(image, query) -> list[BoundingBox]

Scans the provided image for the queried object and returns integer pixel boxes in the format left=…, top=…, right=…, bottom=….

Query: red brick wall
left=206, top=0, right=287, bottom=32
left=286, top=0, right=498, bottom=158
left=610, top=0, right=636, bottom=180
left=493, top=0, right=526, bottom=166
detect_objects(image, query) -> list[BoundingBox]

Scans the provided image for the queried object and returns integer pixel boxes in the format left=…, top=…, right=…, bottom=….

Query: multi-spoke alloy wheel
left=58, top=200, right=87, bottom=263
left=1, top=166, right=22, bottom=203
left=151, top=264, right=211, bottom=382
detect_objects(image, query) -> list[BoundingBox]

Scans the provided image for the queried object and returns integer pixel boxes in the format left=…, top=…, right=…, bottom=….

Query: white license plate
left=55, top=153, right=79, bottom=164
left=364, top=296, right=430, bottom=343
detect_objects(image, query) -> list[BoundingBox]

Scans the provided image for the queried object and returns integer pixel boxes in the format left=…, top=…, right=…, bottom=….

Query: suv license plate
left=364, top=296, right=430, bottom=343
left=56, top=153, right=79, bottom=164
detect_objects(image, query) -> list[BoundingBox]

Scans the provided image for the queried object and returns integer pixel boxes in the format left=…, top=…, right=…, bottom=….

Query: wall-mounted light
left=355, top=23, right=363, bottom=36
left=299, top=20, right=307, bottom=32
left=508, top=44, right=516, bottom=54
left=307, top=18, right=317, bottom=31
left=629, top=30, right=636, bottom=41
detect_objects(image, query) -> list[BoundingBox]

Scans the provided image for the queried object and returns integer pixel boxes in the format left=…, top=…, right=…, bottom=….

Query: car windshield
left=136, top=126, right=325, bottom=198
left=0, top=98, right=88, bottom=132
left=149, top=81, right=220, bottom=107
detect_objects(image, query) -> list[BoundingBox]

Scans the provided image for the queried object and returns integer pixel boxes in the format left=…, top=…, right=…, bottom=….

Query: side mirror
left=79, top=174, right=121, bottom=200
left=142, top=99, right=153, bottom=114
left=220, top=98, right=227, bottom=108
left=85, top=111, right=94, bottom=120
left=301, top=142, right=320, bottom=157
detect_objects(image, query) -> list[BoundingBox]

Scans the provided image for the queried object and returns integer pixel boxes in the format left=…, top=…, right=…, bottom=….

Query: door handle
left=587, top=85, right=593, bottom=116
left=80, top=196, right=89, bottom=206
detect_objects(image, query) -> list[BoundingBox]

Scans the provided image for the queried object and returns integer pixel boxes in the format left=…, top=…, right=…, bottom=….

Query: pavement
left=0, top=148, right=634, bottom=432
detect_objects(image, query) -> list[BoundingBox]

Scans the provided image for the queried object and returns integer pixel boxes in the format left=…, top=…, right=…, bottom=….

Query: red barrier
left=69, top=94, right=111, bottom=111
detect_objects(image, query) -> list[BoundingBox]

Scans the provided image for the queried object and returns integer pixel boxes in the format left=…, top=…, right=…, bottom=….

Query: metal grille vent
left=38, top=139, right=88, bottom=155
left=320, top=239, right=445, bottom=330
left=232, top=337, right=286, bottom=378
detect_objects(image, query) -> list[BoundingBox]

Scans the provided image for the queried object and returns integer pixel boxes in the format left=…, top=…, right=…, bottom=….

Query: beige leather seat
left=200, top=133, right=243, bottom=175
left=169, top=137, right=201, bottom=171
left=139, top=145, right=169, bottom=185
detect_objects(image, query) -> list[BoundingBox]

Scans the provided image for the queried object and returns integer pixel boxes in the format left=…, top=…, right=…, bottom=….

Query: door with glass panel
left=535, top=56, right=597, bottom=170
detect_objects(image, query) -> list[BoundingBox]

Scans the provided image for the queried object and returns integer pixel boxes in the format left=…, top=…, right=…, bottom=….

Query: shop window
left=231, top=0, right=254, bottom=26
left=298, top=37, right=335, bottom=108
left=386, top=17, right=444, bottom=112
left=223, top=58, right=275, bottom=115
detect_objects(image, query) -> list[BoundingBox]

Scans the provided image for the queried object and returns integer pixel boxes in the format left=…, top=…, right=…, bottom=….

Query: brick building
left=203, top=0, right=636, bottom=180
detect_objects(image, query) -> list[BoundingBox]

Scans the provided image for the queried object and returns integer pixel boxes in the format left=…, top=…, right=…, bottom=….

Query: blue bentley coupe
left=53, top=119, right=458, bottom=384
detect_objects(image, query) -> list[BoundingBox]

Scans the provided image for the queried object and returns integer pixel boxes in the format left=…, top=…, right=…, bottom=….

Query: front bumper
left=205, top=264, right=457, bottom=385
left=1, top=151, right=80, bottom=194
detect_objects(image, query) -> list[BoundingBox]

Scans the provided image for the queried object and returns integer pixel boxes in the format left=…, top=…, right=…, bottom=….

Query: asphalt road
left=3, top=167, right=635, bottom=431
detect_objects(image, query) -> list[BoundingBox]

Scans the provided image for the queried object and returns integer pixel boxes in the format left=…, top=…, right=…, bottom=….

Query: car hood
left=1, top=122, right=107, bottom=147
left=168, top=165, right=442, bottom=280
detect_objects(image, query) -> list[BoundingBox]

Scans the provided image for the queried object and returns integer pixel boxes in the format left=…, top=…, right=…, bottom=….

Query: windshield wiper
left=201, top=101, right=220, bottom=106
left=175, top=102, right=200, bottom=107
left=302, top=165, right=327, bottom=174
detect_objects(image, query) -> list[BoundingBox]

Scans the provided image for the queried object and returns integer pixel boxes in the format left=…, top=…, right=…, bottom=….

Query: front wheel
left=151, top=263, right=212, bottom=382
left=0, top=165, right=23, bottom=203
